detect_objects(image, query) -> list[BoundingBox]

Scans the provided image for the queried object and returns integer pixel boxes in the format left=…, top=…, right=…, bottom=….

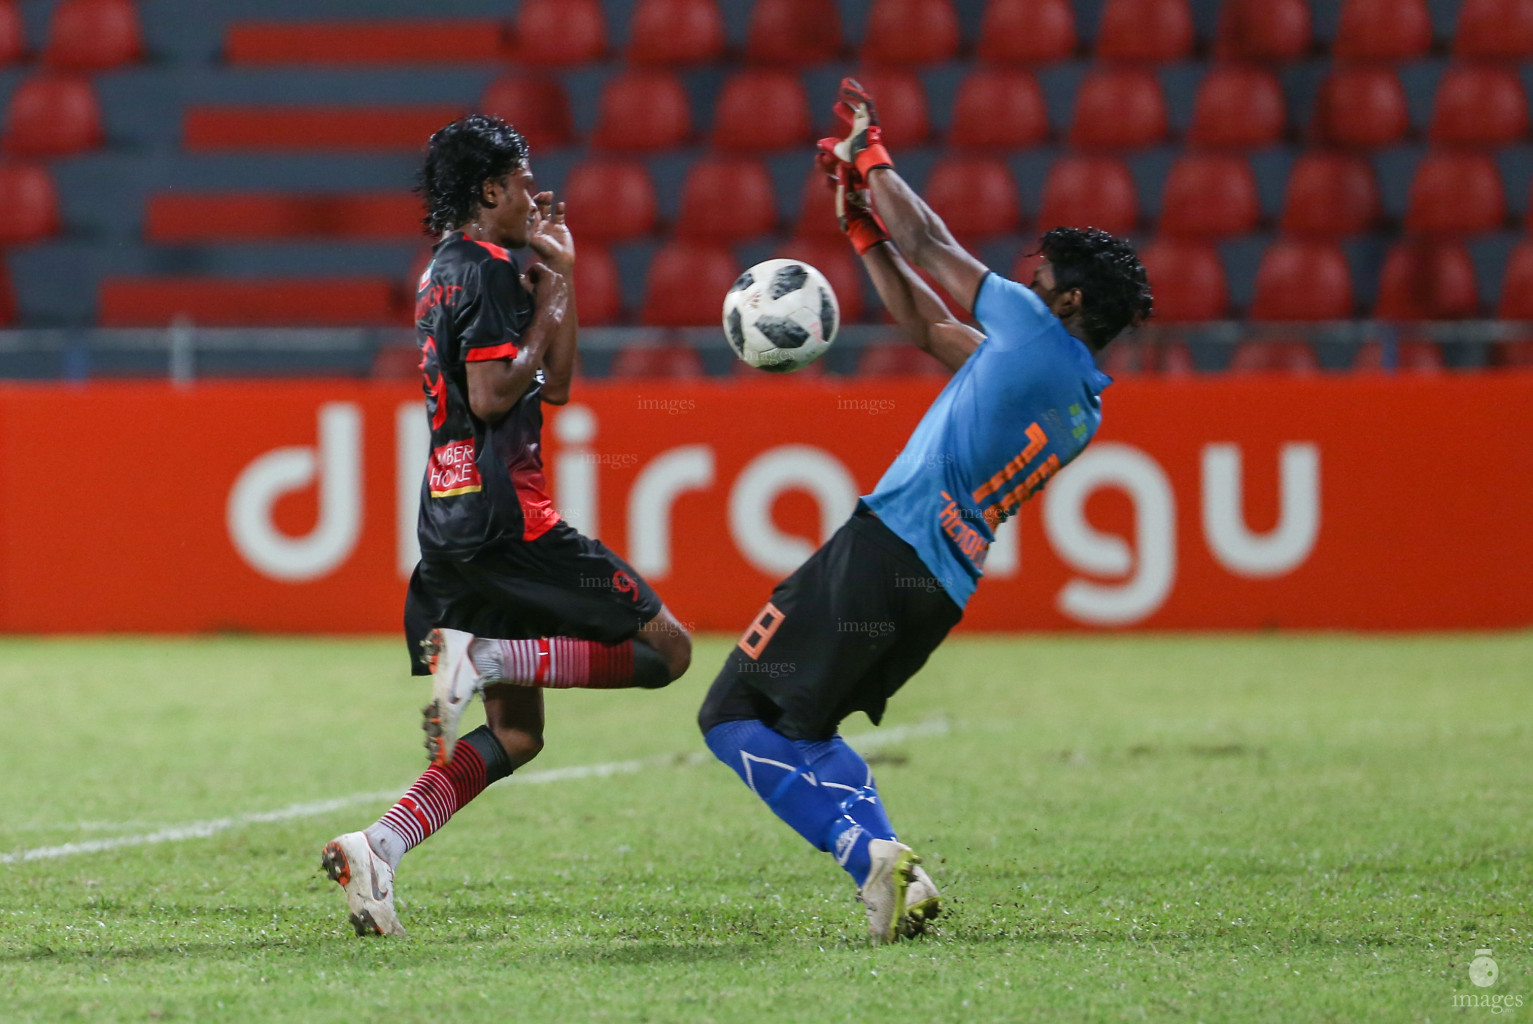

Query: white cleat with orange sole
left=858, top=838, right=920, bottom=944
left=320, top=831, right=405, bottom=937
left=421, top=627, right=482, bottom=767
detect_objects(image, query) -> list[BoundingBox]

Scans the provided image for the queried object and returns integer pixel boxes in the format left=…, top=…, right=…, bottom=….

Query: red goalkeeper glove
left=830, top=77, right=895, bottom=181
left=816, top=137, right=888, bottom=255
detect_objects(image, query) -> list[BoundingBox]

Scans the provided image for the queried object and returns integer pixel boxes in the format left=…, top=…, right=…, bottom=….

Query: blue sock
left=705, top=720, right=875, bottom=884
left=795, top=736, right=897, bottom=841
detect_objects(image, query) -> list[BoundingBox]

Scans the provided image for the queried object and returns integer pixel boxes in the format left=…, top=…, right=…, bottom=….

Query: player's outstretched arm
left=466, top=262, right=568, bottom=423
left=528, top=191, right=576, bottom=404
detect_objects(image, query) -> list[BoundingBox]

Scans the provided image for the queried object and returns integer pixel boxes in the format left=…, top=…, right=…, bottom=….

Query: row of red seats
left=0, top=0, right=138, bottom=70
left=226, top=0, right=1533, bottom=70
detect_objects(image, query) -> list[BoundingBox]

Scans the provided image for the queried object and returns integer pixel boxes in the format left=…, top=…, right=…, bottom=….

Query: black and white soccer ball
left=722, top=258, right=839, bottom=372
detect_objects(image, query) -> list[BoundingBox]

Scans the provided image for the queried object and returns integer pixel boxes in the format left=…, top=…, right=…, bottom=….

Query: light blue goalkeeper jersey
left=861, top=272, right=1113, bottom=608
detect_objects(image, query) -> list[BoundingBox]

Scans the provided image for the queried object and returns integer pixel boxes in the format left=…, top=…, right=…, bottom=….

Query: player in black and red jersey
left=321, top=114, right=692, bottom=937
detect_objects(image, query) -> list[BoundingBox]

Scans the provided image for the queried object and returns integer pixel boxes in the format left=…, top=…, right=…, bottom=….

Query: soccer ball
left=722, top=258, right=839, bottom=372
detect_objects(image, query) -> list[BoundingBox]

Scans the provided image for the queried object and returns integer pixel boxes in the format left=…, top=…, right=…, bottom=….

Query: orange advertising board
left=0, top=374, right=1529, bottom=633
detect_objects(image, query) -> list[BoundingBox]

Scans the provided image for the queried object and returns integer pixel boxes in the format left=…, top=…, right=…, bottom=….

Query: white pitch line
left=0, top=718, right=948, bottom=865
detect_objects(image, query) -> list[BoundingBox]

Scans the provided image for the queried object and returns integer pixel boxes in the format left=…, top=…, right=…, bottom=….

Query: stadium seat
left=145, top=192, right=420, bottom=241
left=1100, top=339, right=1195, bottom=375
left=978, top=0, right=1076, bottom=63
left=949, top=68, right=1049, bottom=149
left=1068, top=67, right=1167, bottom=150
left=1405, top=151, right=1506, bottom=235
left=712, top=70, right=812, bottom=151
left=1187, top=65, right=1286, bottom=149
left=99, top=277, right=401, bottom=327
left=861, top=0, right=959, bottom=66
left=641, top=241, right=741, bottom=325
left=746, top=0, right=843, bottom=65
left=1454, top=0, right=1533, bottom=59
left=1279, top=152, right=1381, bottom=238
left=610, top=343, right=707, bottom=378
left=0, top=162, right=60, bottom=243
left=1311, top=66, right=1409, bottom=149
left=628, top=0, right=726, bottom=66
left=1095, top=0, right=1194, bottom=63
left=592, top=70, right=691, bottom=151
left=3, top=76, right=102, bottom=156
left=573, top=242, right=622, bottom=326
left=0, top=256, right=14, bottom=326
left=1038, top=155, right=1138, bottom=235
left=1251, top=239, right=1354, bottom=319
left=0, top=1, right=25, bottom=66
left=1375, top=239, right=1480, bottom=319
left=563, top=160, right=657, bottom=242
left=778, top=234, right=864, bottom=322
left=1334, top=0, right=1432, bottom=61
left=1352, top=340, right=1446, bottom=372
left=1158, top=154, right=1259, bottom=238
left=1428, top=65, right=1529, bottom=148
left=183, top=105, right=461, bottom=152
left=1497, top=241, right=1533, bottom=318
left=1214, top=0, right=1312, bottom=62
left=371, top=342, right=422, bottom=380
left=225, top=20, right=509, bottom=64
left=858, top=343, right=948, bottom=375
left=1494, top=339, right=1533, bottom=364
left=795, top=165, right=842, bottom=237
left=677, top=156, right=778, bottom=240
left=1138, top=237, right=1229, bottom=321
left=823, top=68, right=929, bottom=147
left=1228, top=340, right=1319, bottom=373
left=44, top=0, right=141, bottom=71
left=481, top=76, right=574, bottom=150
left=513, top=0, right=606, bottom=65
left=924, top=156, right=1021, bottom=239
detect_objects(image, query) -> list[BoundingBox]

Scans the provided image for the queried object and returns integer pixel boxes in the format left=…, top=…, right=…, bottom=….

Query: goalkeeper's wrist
left=853, top=142, right=894, bottom=179
left=846, top=216, right=889, bottom=255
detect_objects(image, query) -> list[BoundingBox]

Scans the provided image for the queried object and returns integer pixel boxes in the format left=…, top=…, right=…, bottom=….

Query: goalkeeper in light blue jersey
left=698, top=78, right=1155, bottom=943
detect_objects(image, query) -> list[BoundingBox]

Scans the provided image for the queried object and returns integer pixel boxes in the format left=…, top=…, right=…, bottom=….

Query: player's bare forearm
left=540, top=286, right=576, bottom=405
left=860, top=242, right=981, bottom=373
left=467, top=266, right=568, bottom=423
left=867, top=167, right=989, bottom=313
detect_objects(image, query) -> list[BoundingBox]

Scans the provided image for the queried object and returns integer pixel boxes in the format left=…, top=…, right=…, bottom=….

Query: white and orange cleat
left=420, top=627, right=482, bottom=767
left=899, top=862, right=941, bottom=938
left=858, top=838, right=920, bottom=944
left=320, top=831, right=405, bottom=937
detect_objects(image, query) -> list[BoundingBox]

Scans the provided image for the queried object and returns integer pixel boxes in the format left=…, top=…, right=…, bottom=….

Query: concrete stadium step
left=225, top=20, right=513, bottom=65
left=98, top=276, right=404, bottom=327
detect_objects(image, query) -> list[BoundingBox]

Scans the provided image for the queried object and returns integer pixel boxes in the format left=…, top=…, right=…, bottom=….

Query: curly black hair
left=1035, top=227, right=1154, bottom=350
left=416, top=114, right=530, bottom=235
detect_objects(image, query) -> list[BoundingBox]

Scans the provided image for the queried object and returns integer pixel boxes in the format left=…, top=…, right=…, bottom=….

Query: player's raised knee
left=493, top=726, right=544, bottom=768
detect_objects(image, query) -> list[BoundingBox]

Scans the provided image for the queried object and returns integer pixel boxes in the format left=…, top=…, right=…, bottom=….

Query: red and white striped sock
left=469, top=637, right=636, bottom=689
left=366, top=742, right=492, bottom=868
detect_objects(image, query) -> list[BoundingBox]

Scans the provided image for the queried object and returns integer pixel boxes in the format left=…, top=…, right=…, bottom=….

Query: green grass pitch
left=1, top=633, right=1528, bottom=1022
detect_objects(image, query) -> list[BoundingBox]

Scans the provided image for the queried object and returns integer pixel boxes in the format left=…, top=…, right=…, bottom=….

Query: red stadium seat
left=572, top=242, right=622, bottom=325
left=0, top=256, right=14, bottom=326
left=0, top=162, right=60, bottom=243
left=641, top=241, right=741, bottom=325
left=146, top=192, right=420, bottom=241
left=0, top=1, right=25, bottom=66
left=514, top=0, right=606, bottom=65
left=99, top=277, right=401, bottom=327
left=1454, top=0, right=1533, bottom=59
left=796, top=165, right=842, bottom=237
left=1375, top=239, right=1480, bottom=319
left=3, top=76, right=102, bottom=156
left=184, top=105, right=462, bottom=152
left=677, top=156, right=778, bottom=240
left=564, top=160, right=657, bottom=241
left=1214, top=0, right=1312, bottom=62
left=746, top=0, right=842, bottom=65
left=949, top=68, right=1049, bottom=148
left=712, top=69, right=812, bottom=151
left=592, top=70, right=691, bottom=151
left=1429, top=65, right=1529, bottom=147
left=861, top=0, right=959, bottom=66
left=225, top=20, right=510, bottom=64
left=1038, top=155, right=1138, bottom=235
left=1406, top=151, right=1505, bottom=234
left=778, top=234, right=863, bottom=322
left=978, top=0, right=1076, bottom=63
left=481, top=76, right=574, bottom=150
left=371, top=343, right=420, bottom=381
left=1251, top=240, right=1353, bottom=320
left=1100, top=338, right=1195, bottom=375
left=858, top=343, right=948, bottom=375
left=1139, top=237, right=1229, bottom=321
left=1311, top=66, right=1409, bottom=149
left=1188, top=65, right=1286, bottom=149
left=1352, top=340, right=1445, bottom=372
left=1334, top=0, right=1432, bottom=60
left=1498, top=242, right=1533, bottom=318
left=45, top=0, right=141, bottom=70
left=1493, top=339, right=1533, bottom=364
left=1068, top=67, right=1167, bottom=150
left=925, top=156, right=1021, bottom=239
left=610, top=343, right=707, bottom=377
left=628, top=0, right=725, bottom=65
left=824, top=68, right=929, bottom=147
left=1228, top=340, right=1319, bottom=373
left=1158, top=153, right=1259, bottom=238
left=1096, top=0, right=1194, bottom=63
left=1279, top=152, right=1381, bottom=238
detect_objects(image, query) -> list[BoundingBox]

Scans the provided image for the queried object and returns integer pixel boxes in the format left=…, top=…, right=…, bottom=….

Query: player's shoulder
left=433, top=233, right=520, bottom=280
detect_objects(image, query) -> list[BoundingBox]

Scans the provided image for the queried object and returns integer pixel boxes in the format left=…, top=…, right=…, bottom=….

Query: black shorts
left=404, top=522, right=663, bottom=675
left=698, top=505, right=963, bottom=741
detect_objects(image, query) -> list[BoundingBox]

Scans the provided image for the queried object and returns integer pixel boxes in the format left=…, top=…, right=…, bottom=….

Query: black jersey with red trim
left=413, top=231, right=561, bottom=557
